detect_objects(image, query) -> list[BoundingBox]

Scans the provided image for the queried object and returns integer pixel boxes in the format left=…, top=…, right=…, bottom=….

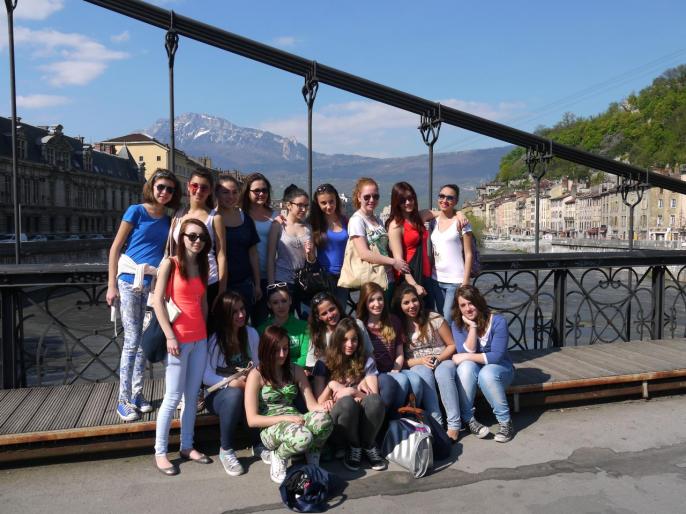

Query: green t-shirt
left=258, top=314, right=311, bottom=367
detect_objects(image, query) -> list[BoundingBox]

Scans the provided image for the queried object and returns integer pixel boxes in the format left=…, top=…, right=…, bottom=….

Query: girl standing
left=393, top=283, right=461, bottom=442
left=267, top=184, right=315, bottom=317
left=347, top=178, right=409, bottom=301
left=241, top=172, right=276, bottom=325
left=107, top=169, right=181, bottom=422
left=216, top=174, right=261, bottom=314
left=313, top=318, right=387, bottom=471
left=245, top=325, right=333, bottom=484
left=153, top=219, right=211, bottom=475
left=451, top=285, right=515, bottom=442
left=310, top=183, right=349, bottom=309
left=170, top=169, right=226, bottom=310
left=203, top=291, right=260, bottom=476
left=429, top=184, right=474, bottom=324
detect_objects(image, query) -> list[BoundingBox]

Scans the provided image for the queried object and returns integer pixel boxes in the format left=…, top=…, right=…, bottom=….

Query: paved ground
left=2, top=395, right=686, bottom=514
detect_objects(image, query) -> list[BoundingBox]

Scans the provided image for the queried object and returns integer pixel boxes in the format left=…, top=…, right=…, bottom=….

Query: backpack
left=279, top=464, right=332, bottom=513
left=382, top=417, right=434, bottom=478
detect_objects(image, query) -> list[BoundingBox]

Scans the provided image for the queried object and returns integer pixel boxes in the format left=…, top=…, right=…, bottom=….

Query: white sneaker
left=219, top=448, right=244, bottom=477
left=269, top=451, right=288, bottom=484
left=252, top=443, right=271, bottom=464
left=305, top=452, right=320, bottom=467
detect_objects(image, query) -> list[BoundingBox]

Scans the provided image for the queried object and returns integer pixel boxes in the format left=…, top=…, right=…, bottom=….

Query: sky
left=1, top=0, right=686, bottom=159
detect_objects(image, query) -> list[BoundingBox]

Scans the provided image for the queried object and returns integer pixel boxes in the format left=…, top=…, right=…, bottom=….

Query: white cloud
left=259, top=99, right=525, bottom=156
left=0, top=27, right=129, bottom=86
left=17, top=94, right=69, bottom=108
left=14, top=0, right=64, bottom=21
left=110, top=31, right=130, bottom=43
left=273, top=36, right=297, bottom=48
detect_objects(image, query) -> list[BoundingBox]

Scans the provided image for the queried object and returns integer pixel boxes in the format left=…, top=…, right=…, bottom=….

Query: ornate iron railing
left=1, top=252, right=684, bottom=388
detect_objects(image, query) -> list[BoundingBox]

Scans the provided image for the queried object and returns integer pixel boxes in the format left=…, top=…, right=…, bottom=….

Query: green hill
left=497, top=65, right=686, bottom=182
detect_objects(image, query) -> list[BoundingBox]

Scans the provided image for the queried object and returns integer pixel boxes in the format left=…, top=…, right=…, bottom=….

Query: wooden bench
left=1, top=338, right=685, bottom=463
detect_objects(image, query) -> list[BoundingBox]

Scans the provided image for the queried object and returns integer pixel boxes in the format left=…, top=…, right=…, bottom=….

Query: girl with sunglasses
left=266, top=184, right=315, bottom=317
left=241, top=172, right=276, bottom=325
left=313, top=318, right=387, bottom=471
left=429, top=184, right=474, bottom=324
left=245, top=325, right=333, bottom=484
left=393, top=283, right=461, bottom=442
left=153, top=218, right=211, bottom=475
left=310, top=183, right=349, bottom=309
left=258, top=284, right=310, bottom=368
left=348, top=177, right=409, bottom=300
left=203, top=291, right=260, bottom=476
left=216, top=174, right=261, bottom=315
left=169, top=168, right=226, bottom=310
left=107, top=168, right=181, bottom=422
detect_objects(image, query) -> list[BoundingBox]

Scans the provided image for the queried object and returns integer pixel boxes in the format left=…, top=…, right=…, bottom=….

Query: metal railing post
left=419, top=104, right=442, bottom=207
left=1, top=288, right=19, bottom=389
left=301, top=61, right=319, bottom=199
left=552, top=269, right=566, bottom=347
left=5, top=0, right=20, bottom=264
left=651, top=265, right=665, bottom=340
left=165, top=11, right=179, bottom=176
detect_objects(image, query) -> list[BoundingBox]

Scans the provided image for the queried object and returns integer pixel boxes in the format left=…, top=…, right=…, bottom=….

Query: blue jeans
left=402, top=360, right=460, bottom=430
left=117, top=279, right=149, bottom=403
left=378, top=372, right=411, bottom=419
left=456, top=360, right=514, bottom=423
left=206, top=386, right=244, bottom=452
left=154, top=339, right=208, bottom=455
left=429, top=279, right=460, bottom=325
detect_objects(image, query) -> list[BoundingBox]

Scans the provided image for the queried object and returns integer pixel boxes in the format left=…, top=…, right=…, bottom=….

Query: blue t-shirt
left=225, top=212, right=260, bottom=284
left=119, top=204, right=170, bottom=286
left=317, top=226, right=348, bottom=275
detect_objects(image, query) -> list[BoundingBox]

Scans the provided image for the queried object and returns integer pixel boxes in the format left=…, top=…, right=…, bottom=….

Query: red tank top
left=397, top=220, right=431, bottom=280
left=167, top=260, right=207, bottom=343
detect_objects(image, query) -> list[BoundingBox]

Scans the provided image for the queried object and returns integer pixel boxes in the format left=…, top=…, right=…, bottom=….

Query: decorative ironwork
left=525, top=142, right=553, bottom=254
left=165, top=10, right=179, bottom=175
left=418, top=104, right=442, bottom=204
left=301, top=61, right=319, bottom=198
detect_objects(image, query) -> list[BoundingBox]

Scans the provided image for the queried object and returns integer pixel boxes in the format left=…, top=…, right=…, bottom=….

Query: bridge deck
left=0, top=339, right=685, bottom=460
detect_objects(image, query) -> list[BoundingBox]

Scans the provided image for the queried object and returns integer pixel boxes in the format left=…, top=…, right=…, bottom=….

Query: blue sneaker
left=117, top=401, right=140, bottom=422
left=132, top=394, right=153, bottom=413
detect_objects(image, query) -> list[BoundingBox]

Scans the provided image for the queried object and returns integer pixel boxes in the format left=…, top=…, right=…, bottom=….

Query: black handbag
left=141, top=308, right=167, bottom=363
left=294, top=260, right=329, bottom=298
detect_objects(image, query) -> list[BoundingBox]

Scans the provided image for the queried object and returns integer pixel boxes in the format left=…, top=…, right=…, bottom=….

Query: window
left=671, top=198, right=677, bottom=208
left=46, top=147, right=55, bottom=165
left=670, top=215, right=676, bottom=226
left=657, top=215, right=662, bottom=227
left=658, top=199, right=663, bottom=208
left=139, top=156, right=144, bottom=162
left=156, top=155, right=161, bottom=162
left=17, top=138, right=27, bottom=159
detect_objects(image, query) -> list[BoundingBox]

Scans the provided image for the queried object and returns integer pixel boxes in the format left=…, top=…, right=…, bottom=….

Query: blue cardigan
left=451, top=314, right=512, bottom=368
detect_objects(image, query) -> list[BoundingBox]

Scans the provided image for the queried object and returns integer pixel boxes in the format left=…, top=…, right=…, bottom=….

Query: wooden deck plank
left=150, top=378, right=165, bottom=422
left=139, top=379, right=156, bottom=422
left=0, top=388, right=52, bottom=435
left=22, top=385, right=72, bottom=433
left=542, top=349, right=622, bottom=377
left=585, top=344, right=677, bottom=373
left=554, top=347, right=634, bottom=375
left=521, top=352, right=589, bottom=381
left=615, top=341, right=686, bottom=367
left=77, top=382, right=113, bottom=428
left=0, top=389, right=9, bottom=402
left=99, top=382, right=122, bottom=426
left=0, top=388, right=30, bottom=428
left=50, top=384, right=94, bottom=430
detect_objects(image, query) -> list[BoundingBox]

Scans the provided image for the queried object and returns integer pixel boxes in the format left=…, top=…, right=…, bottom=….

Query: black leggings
left=329, top=394, right=385, bottom=449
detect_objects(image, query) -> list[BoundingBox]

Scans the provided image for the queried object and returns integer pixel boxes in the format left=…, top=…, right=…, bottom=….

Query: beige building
left=97, top=133, right=217, bottom=184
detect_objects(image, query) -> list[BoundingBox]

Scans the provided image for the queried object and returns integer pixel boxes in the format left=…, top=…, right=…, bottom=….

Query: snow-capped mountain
left=145, top=112, right=510, bottom=202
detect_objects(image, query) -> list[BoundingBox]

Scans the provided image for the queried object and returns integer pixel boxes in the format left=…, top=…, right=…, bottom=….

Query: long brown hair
left=212, top=291, right=248, bottom=362
left=392, top=283, right=432, bottom=343
left=325, top=318, right=366, bottom=383
left=451, top=284, right=491, bottom=337
left=142, top=168, right=182, bottom=210
left=257, top=325, right=292, bottom=386
left=174, top=218, right=210, bottom=283
left=310, top=183, right=345, bottom=247
left=241, top=172, right=272, bottom=212
left=189, top=168, right=216, bottom=210
left=356, top=282, right=396, bottom=345
left=307, top=291, right=343, bottom=359
left=351, top=177, right=378, bottom=210
left=386, top=181, right=423, bottom=231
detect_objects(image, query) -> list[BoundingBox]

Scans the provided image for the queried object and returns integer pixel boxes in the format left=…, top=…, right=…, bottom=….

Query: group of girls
left=107, top=168, right=515, bottom=484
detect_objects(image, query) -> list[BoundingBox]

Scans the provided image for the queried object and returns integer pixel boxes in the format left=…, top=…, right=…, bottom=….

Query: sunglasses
left=311, top=292, right=333, bottom=305
left=155, top=183, right=176, bottom=194
left=250, top=188, right=269, bottom=195
left=316, top=184, right=335, bottom=194
left=189, top=182, right=210, bottom=193
left=402, top=195, right=416, bottom=204
left=438, top=194, right=457, bottom=202
left=266, top=282, right=288, bottom=290
left=289, top=201, right=309, bottom=210
left=183, top=232, right=208, bottom=243
left=363, top=193, right=380, bottom=202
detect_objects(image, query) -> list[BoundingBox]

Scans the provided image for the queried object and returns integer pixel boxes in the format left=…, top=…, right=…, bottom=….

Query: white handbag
left=382, top=417, right=434, bottom=478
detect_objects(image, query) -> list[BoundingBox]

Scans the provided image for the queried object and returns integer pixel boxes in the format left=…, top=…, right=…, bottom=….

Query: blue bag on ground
left=279, top=464, right=331, bottom=512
